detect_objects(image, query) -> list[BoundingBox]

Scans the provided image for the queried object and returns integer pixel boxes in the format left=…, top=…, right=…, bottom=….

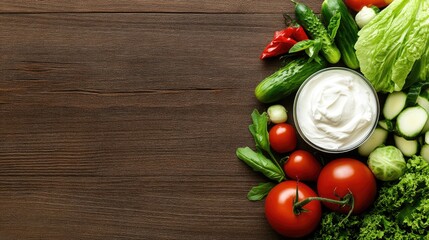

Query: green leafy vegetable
left=289, top=39, right=323, bottom=63
left=407, top=41, right=429, bottom=85
left=355, top=0, right=429, bottom=93
left=312, top=155, right=429, bottom=239
left=306, top=40, right=323, bottom=64
left=236, top=109, right=286, bottom=201
left=289, top=39, right=314, bottom=53
left=236, top=147, right=285, bottom=182
left=247, top=182, right=276, bottom=201
left=247, top=109, right=283, bottom=170
left=248, top=110, right=271, bottom=153
left=327, top=12, right=341, bottom=40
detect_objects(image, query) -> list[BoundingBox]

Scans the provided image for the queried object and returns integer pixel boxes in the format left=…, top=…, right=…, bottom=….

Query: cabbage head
left=367, top=145, right=406, bottom=181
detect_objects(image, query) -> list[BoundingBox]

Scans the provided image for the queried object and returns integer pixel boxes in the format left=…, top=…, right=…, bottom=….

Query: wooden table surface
left=0, top=1, right=322, bottom=239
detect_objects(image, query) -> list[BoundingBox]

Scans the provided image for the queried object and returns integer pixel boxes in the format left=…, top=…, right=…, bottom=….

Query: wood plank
left=0, top=13, right=290, bottom=239
left=0, top=0, right=322, bottom=14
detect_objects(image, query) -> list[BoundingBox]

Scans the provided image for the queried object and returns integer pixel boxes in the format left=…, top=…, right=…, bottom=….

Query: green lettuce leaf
left=355, top=0, right=429, bottom=93
left=407, top=37, right=429, bottom=87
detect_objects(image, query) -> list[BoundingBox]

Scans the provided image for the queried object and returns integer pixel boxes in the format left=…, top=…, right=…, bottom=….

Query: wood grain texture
left=0, top=0, right=323, bottom=13
left=0, top=9, right=302, bottom=239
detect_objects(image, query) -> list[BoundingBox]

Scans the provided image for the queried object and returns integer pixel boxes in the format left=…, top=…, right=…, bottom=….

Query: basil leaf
left=306, top=39, right=323, bottom=63
left=248, top=109, right=270, bottom=153
left=289, top=39, right=314, bottom=53
left=247, top=182, right=276, bottom=201
left=289, top=39, right=323, bottom=64
left=236, top=147, right=285, bottom=182
left=327, top=12, right=341, bottom=41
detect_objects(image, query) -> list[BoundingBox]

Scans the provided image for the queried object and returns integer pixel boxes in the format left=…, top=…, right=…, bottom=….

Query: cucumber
left=420, top=88, right=429, bottom=100
left=292, top=1, right=341, bottom=64
left=422, top=119, right=429, bottom=133
left=416, top=96, right=429, bottom=132
left=383, top=91, right=407, bottom=120
left=405, top=81, right=429, bottom=107
left=395, top=106, right=428, bottom=139
left=424, top=131, right=429, bottom=145
left=394, top=135, right=419, bottom=157
left=321, top=0, right=360, bottom=69
left=418, top=134, right=424, bottom=146
left=358, top=128, right=388, bottom=157
left=420, top=144, right=429, bottom=163
left=416, top=95, right=429, bottom=113
left=254, top=56, right=327, bottom=103
left=378, top=119, right=395, bottom=132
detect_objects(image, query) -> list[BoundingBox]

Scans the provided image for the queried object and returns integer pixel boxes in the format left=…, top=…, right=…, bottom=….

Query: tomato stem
left=293, top=190, right=355, bottom=218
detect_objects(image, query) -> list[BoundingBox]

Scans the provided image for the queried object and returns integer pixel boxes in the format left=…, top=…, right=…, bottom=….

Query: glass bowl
left=293, top=67, right=380, bottom=153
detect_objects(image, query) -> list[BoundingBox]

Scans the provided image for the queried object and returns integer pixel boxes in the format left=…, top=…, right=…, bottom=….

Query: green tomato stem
left=293, top=189, right=355, bottom=219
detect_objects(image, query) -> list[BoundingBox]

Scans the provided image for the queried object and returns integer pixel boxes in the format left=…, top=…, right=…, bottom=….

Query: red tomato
left=283, top=150, right=322, bottom=182
left=344, top=0, right=392, bottom=12
left=269, top=123, right=297, bottom=153
left=317, top=158, right=377, bottom=214
left=265, top=181, right=321, bottom=238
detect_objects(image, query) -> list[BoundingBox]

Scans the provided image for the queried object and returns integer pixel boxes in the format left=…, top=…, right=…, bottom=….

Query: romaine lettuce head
left=355, top=0, right=429, bottom=93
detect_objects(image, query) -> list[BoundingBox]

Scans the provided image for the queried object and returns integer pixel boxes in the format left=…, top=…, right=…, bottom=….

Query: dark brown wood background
left=0, top=1, right=324, bottom=239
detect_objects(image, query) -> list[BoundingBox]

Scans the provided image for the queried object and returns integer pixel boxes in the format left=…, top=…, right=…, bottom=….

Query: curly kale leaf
left=312, top=213, right=361, bottom=240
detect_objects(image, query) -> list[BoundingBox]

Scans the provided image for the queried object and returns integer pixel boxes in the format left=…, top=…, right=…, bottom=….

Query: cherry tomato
left=269, top=123, right=297, bottom=153
left=265, top=181, right=321, bottom=238
left=344, top=0, right=392, bottom=12
left=317, top=158, right=377, bottom=214
left=283, top=150, right=322, bottom=182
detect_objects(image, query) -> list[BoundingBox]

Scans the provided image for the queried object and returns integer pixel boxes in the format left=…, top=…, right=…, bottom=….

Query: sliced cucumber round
left=383, top=91, right=407, bottom=120
left=378, top=119, right=395, bottom=132
left=394, top=135, right=419, bottom=157
left=396, top=106, right=428, bottom=139
left=420, top=144, right=429, bottom=163
left=358, top=128, right=389, bottom=157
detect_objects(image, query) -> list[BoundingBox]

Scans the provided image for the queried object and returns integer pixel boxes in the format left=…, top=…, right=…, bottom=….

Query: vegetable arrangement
left=237, top=0, right=429, bottom=238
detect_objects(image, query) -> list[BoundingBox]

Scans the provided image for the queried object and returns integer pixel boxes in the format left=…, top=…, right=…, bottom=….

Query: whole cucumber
left=322, top=0, right=360, bottom=69
left=255, top=57, right=327, bottom=103
left=293, top=1, right=341, bottom=64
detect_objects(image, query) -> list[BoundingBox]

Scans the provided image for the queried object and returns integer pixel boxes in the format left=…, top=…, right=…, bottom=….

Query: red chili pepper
left=260, top=27, right=298, bottom=60
left=273, top=27, right=295, bottom=41
left=292, top=26, right=309, bottom=42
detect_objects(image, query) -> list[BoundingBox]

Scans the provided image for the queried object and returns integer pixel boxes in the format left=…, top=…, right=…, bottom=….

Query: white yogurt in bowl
left=293, top=67, right=379, bottom=153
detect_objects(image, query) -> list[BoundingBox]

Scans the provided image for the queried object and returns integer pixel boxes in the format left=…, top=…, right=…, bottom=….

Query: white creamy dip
left=294, top=68, right=379, bottom=152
